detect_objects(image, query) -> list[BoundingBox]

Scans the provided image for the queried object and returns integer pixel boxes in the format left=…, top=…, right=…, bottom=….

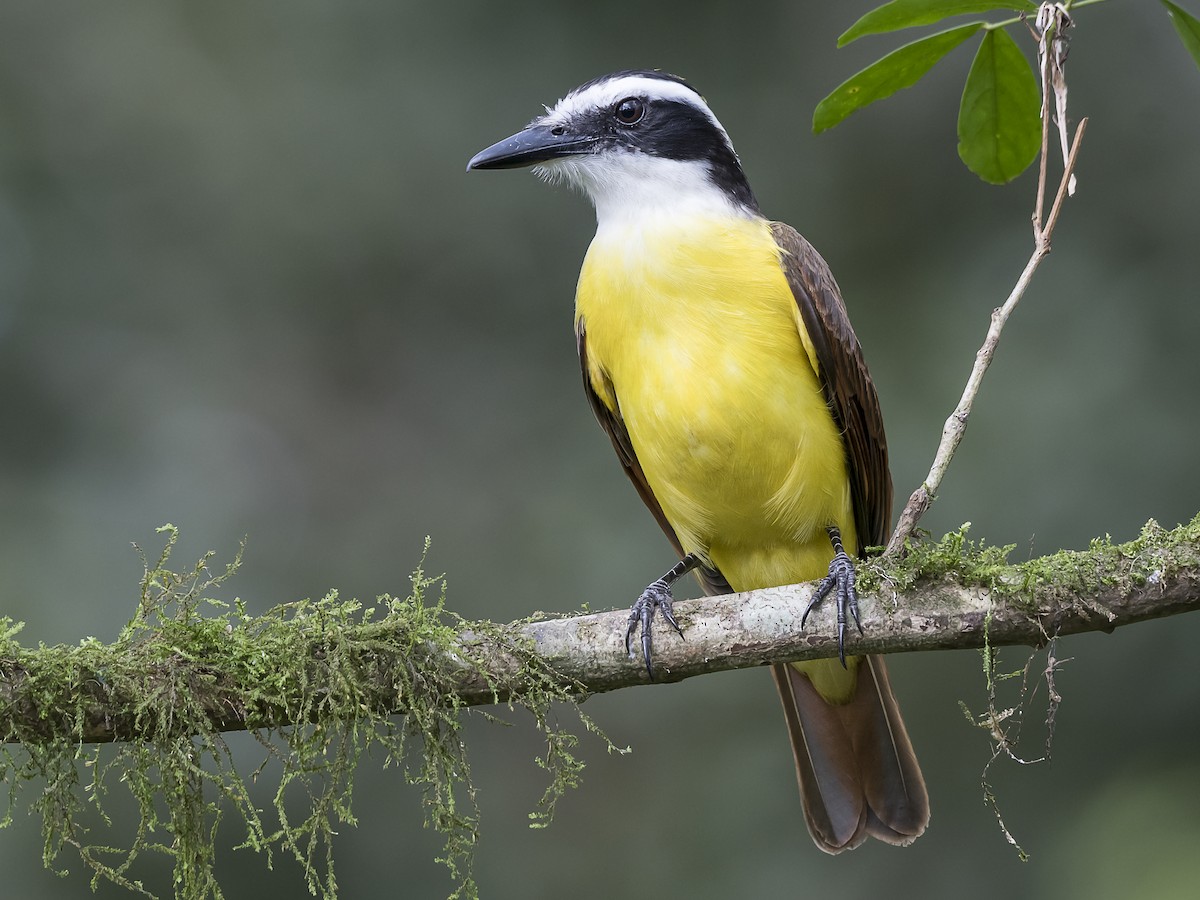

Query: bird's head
left=468, top=70, right=759, bottom=223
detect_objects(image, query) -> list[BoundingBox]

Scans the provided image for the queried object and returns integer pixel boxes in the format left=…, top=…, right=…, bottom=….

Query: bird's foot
left=801, top=526, right=863, bottom=667
left=625, top=578, right=684, bottom=679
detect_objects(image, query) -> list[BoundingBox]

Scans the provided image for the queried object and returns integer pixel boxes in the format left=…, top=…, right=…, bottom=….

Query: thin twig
left=1043, top=119, right=1087, bottom=239
left=885, top=12, right=1088, bottom=555
left=1032, top=14, right=1053, bottom=233
left=887, top=119, right=1086, bottom=555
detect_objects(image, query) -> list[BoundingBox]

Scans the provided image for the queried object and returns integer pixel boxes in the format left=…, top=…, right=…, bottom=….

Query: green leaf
left=814, top=23, right=983, bottom=133
left=839, top=1, right=1037, bottom=47
left=1162, top=1, right=1200, bottom=70
left=957, top=28, right=1041, bottom=183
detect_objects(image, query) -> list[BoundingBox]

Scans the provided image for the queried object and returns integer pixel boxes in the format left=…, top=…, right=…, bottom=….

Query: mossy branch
left=3, top=516, right=1198, bottom=743
left=517, top=512, right=1200, bottom=690
left=1, top=515, right=1198, bottom=899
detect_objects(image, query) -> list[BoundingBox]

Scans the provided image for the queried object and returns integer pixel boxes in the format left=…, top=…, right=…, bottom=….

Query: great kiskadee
left=468, top=70, right=929, bottom=853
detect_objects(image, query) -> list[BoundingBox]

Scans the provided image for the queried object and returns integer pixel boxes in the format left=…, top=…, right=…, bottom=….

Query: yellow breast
left=575, top=214, right=855, bottom=592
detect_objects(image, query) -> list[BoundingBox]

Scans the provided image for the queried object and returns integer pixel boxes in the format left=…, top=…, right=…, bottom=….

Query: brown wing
left=770, top=222, right=892, bottom=551
left=576, top=320, right=732, bottom=596
left=769, top=227, right=927, bottom=853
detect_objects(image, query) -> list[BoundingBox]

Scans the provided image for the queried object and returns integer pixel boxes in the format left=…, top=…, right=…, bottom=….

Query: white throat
left=534, top=152, right=754, bottom=228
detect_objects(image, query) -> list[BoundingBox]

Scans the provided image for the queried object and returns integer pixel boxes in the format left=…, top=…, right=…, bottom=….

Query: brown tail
left=771, top=656, right=929, bottom=853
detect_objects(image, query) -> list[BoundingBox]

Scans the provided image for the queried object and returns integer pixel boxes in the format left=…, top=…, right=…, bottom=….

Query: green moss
left=0, top=526, right=611, bottom=899
left=876, top=514, right=1200, bottom=860
left=858, top=522, right=1017, bottom=601
left=861, top=512, right=1200, bottom=611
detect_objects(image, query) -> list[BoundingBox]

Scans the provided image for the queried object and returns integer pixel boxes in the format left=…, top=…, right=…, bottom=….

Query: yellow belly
left=575, top=214, right=857, bottom=593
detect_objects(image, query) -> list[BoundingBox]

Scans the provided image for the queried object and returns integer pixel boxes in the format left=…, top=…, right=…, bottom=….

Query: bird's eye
left=614, top=97, right=645, bottom=126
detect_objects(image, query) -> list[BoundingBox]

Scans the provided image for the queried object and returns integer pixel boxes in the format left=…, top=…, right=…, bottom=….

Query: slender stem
left=885, top=118, right=1087, bottom=556
left=981, top=0, right=1110, bottom=34
left=1043, top=118, right=1088, bottom=240
left=1033, top=16, right=1054, bottom=233
left=885, top=3, right=1092, bottom=556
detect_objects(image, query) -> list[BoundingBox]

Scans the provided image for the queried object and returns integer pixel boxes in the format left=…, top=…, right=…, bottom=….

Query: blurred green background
left=2, top=1, right=1199, bottom=898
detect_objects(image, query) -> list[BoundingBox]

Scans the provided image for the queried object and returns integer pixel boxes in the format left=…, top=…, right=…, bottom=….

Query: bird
left=468, top=69, right=929, bottom=853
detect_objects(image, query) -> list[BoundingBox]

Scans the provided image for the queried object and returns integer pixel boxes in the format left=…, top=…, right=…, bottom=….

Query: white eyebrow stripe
left=542, top=75, right=732, bottom=147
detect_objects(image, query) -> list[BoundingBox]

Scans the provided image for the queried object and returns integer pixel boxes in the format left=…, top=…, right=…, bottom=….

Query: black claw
left=626, top=580, right=673, bottom=678
left=660, top=595, right=684, bottom=639
left=801, top=575, right=834, bottom=631
left=624, top=554, right=700, bottom=679
left=801, top=527, right=862, bottom=668
left=623, top=600, right=644, bottom=658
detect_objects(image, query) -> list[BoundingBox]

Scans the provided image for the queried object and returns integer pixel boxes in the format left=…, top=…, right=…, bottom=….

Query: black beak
left=467, top=122, right=596, bottom=172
